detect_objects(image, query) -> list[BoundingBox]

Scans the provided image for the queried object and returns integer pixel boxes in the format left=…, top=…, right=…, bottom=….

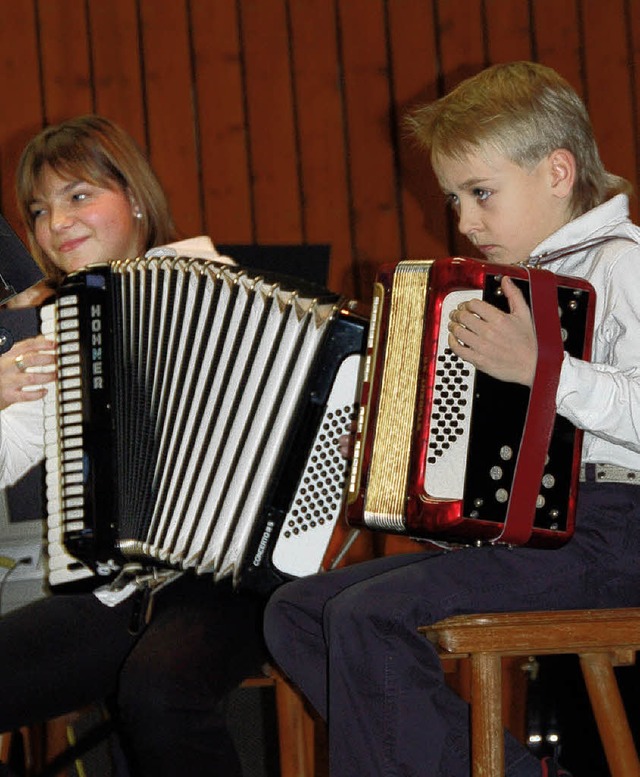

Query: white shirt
left=530, top=194, right=640, bottom=468
left=0, top=237, right=235, bottom=489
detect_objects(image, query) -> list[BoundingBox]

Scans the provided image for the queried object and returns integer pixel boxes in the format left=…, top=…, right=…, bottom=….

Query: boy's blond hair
left=16, top=115, right=176, bottom=283
left=406, top=61, right=632, bottom=217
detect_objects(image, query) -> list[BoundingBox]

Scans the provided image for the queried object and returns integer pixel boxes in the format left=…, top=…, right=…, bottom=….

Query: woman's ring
left=15, top=354, right=26, bottom=372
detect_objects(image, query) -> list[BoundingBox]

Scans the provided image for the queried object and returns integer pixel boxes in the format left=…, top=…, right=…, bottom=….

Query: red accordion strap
left=495, top=268, right=564, bottom=545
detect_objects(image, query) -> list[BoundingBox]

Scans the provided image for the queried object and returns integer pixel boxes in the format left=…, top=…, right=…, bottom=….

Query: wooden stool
left=422, top=608, right=640, bottom=777
left=3, top=674, right=315, bottom=777
left=0, top=726, right=40, bottom=775
left=241, top=665, right=316, bottom=777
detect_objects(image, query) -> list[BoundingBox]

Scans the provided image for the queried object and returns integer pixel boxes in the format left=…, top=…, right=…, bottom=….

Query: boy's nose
left=457, top=204, right=480, bottom=238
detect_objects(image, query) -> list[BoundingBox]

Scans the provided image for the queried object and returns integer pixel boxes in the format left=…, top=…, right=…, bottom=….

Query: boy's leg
left=264, top=551, right=435, bottom=718
left=266, top=483, right=640, bottom=776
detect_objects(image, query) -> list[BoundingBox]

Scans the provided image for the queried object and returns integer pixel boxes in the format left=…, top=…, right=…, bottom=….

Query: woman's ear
left=548, top=148, right=576, bottom=199
left=127, top=189, right=143, bottom=220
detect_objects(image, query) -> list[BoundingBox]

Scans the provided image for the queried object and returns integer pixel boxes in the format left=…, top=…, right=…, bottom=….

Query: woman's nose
left=49, top=203, right=73, bottom=231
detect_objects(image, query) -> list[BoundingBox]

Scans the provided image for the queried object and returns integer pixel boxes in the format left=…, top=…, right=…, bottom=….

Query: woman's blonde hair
left=16, top=115, right=176, bottom=282
left=406, top=61, right=632, bottom=216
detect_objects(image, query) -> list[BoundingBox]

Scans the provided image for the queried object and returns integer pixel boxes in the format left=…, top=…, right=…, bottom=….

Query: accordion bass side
left=346, top=257, right=595, bottom=548
left=41, top=257, right=367, bottom=593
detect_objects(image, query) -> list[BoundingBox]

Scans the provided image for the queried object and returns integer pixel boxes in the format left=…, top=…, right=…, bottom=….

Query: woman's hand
left=0, top=335, right=56, bottom=410
left=447, top=275, right=537, bottom=387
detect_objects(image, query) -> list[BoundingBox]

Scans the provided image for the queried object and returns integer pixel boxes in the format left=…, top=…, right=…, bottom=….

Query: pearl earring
left=134, top=209, right=143, bottom=220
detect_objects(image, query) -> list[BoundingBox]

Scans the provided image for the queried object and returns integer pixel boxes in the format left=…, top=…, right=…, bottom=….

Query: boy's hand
left=447, top=276, right=537, bottom=386
left=339, top=420, right=357, bottom=460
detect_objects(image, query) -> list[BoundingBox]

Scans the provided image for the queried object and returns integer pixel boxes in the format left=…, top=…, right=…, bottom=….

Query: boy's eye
left=445, top=193, right=460, bottom=210
left=472, top=188, right=491, bottom=202
left=71, top=192, right=89, bottom=202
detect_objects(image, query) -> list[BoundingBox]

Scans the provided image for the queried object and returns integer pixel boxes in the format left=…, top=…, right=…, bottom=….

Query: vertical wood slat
left=87, top=0, right=146, bottom=151
left=432, top=0, right=486, bottom=259
left=239, top=0, right=302, bottom=244
left=530, top=0, right=583, bottom=93
left=483, top=0, right=532, bottom=64
left=581, top=0, right=639, bottom=222
left=190, top=0, right=253, bottom=244
left=37, top=0, right=93, bottom=122
left=336, top=0, right=402, bottom=300
left=287, top=0, right=353, bottom=295
left=138, top=0, right=201, bottom=238
left=0, top=2, right=43, bottom=234
left=387, top=0, right=448, bottom=262
left=631, top=0, right=640, bottom=196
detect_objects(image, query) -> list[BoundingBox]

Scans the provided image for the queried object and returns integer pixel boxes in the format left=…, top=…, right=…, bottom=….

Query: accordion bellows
left=42, top=256, right=366, bottom=592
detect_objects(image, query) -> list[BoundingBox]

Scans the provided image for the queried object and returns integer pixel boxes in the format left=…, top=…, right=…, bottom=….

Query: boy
left=264, top=61, right=640, bottom=776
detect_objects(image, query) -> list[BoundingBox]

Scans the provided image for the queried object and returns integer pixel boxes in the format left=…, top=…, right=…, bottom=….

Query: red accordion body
left=346, top=257, right=595, bottom=548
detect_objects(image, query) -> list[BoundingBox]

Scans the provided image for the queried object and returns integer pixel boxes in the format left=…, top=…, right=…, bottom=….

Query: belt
left=580, top=463, right=640, bottom=484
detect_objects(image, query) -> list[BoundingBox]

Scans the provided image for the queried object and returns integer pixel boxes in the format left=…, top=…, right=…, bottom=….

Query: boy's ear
left=548, top=149, right=576, bottom=199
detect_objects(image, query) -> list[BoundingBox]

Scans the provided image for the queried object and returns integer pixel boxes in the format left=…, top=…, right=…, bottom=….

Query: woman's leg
left=0, top=590, right=139, bottom=731
left=116, top=576, right=267, bottom=777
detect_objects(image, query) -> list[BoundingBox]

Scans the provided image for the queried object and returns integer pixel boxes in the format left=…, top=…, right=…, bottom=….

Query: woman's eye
left=71, top=192, right=89, bottom=202
left=30, top=207, right=45, bottom=220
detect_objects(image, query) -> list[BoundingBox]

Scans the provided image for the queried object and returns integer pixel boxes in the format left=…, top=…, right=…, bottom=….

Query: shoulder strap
left=495, top=267, right=564, bottom=545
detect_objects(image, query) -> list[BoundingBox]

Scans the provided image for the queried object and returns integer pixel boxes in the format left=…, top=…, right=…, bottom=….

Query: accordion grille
left=364, top=262, right=431, bottom=529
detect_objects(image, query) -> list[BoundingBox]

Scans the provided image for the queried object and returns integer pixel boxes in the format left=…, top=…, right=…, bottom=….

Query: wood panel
left=0, top=0, right=638, bottom=294
left=190, top=0, right=253, bottom=243
left=138, top=0, right=201, bottom=238
left=632, top=0, right=640, bottom=195
left=240, top=0, right=302, bottom=244
left=0, top=2, right=43, bottom=236
left=387, top=0, right=448, bottom=263
left=531, top=0, right=583, bottom=92
left=38, top=0, right=93, bottom=122
left=484, top=0, right=532, bottom=63
left=432, top=0, right=486, bottom=260
left=87, top=0, right=146, bottom=150
left=582, top=0, right=639, bottom=220
left=337, top=0, right=402, bottom=300
left=288, top=0, right=353, bottom=295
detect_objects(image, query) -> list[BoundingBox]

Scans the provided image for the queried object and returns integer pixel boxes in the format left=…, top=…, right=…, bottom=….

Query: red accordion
left=346, top=257, right=595, bottom=548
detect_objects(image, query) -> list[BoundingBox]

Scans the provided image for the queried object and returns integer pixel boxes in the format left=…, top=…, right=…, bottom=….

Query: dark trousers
left=0, top=574, right=266, bottom=777
left=264, top=482, right=640, bottom=776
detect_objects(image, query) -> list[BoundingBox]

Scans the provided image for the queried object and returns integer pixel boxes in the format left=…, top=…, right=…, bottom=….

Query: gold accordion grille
left=364, top=261, right=432, bottom=530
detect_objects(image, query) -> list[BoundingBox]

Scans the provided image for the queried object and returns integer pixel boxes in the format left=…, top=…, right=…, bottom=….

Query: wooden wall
left=0, top=0, right=638, bottom=302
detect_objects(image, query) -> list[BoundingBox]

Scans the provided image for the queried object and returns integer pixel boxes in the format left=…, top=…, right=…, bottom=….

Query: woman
left=0, top=115, right=266, bottom=776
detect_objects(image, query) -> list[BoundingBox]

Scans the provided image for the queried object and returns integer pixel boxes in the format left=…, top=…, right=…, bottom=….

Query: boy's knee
left=263, top=585, right=292, bottom=655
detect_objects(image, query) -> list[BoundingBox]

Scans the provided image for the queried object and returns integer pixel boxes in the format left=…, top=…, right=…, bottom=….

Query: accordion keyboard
left=41, top=301, right=98, bottom=587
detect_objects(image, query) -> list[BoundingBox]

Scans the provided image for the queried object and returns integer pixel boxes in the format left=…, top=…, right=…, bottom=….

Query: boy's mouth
left=476, top=244, right=498, bottom=257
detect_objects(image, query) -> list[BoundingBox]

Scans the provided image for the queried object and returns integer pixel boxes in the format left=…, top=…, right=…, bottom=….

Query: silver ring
left=14, top=354, right=26, bottom=372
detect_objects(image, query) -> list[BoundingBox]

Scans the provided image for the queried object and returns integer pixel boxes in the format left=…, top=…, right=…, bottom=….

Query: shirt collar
left=527, top=195, right=632, bottom=266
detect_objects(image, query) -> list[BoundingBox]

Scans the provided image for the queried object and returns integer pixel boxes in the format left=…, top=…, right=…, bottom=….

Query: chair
left=421, top=608, right=640, bottom=777
left=1, top=726, right=41, bottom=775
left=1, top=672, right=316, bottom=777
left=240, top=665, right=317, bottom=777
